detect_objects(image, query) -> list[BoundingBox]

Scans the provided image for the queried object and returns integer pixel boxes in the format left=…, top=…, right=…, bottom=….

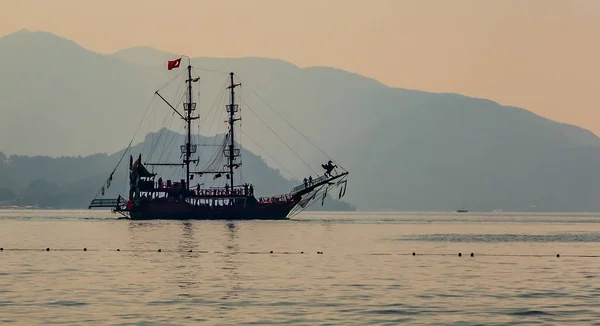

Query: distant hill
left=0, top=130, right=354, bottom=211
left=2, top=30, right=600, bottom=211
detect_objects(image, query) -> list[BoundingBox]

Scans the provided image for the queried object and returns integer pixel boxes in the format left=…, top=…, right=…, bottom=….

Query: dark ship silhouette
left=89, top=57, right=348, bottom=220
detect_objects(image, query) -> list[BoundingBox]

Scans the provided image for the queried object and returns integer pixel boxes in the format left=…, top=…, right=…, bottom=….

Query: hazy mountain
left=0, top=29, right=158, bottom=156
left=2, top=30, right=600, bottom=211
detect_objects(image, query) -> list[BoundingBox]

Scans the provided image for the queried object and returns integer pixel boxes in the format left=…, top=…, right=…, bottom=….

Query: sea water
left=1, top=210, right=600, bottom=325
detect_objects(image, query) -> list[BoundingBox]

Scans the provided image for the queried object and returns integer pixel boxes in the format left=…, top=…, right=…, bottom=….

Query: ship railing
left=89, top=198, right=121, bottom=209
left=193, top=186, right=254, bottom=197
left=257, top=194, right=295, bottom=204
left=291, top=174, right=329, bottom=194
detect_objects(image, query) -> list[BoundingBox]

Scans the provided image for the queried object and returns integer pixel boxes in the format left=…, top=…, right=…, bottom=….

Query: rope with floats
left=0, top=247, right=592, bottom=259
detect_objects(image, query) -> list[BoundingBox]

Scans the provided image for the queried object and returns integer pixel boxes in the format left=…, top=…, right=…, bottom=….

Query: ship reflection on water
left=222, top=222, right=241, bottom=301
left=176, top=222, right=201, bottom=294
left=125, top=221, right=242, bottom=303
left=178, top=222, right=198, bottom=255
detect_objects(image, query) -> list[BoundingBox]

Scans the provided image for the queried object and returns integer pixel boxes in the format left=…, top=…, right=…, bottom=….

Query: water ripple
left=46, top=300, right=88, bottom=307
left=398, top=233, right=600, bottom=242
left=507, top=309, right=553, bottom=316
left=2, top=211, right=600, bottom=324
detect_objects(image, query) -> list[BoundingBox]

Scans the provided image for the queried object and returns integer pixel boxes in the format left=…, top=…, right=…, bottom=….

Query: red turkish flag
left=168, top=58, right=181, bottom=70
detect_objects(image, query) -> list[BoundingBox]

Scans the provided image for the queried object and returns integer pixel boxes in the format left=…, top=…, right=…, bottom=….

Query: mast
left=185, top=63, right=193, bottom=191
left=227, top=72, right=240, bottom=191
left=149, top=57, right=196, bottom=191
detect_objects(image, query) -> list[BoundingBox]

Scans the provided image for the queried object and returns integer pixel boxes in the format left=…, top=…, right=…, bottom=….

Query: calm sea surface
left=1, top=210, right=600, bottom=325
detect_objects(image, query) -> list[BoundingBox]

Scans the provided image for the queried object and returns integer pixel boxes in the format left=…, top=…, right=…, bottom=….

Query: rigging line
left=147, top=118, right=171, bottom=163
left=239, top=108, right=244, bottom=184
left=202, top=146, right=220, bottom=170
left=207, top=140, right=228, bottom=172
left=146, top=100, right=158, bottom=157
left=240, top=129, right=299, bottom=180
left=156, top=120, right=184, bottom=168
left=197, top=90, right=227, bottom=163
left=156, top=69, right=187, bottom=92
left=171, top=81, right=186, bottom=112
left=142, top=101, right=161, bottom=157
left=200, top=91, right=224, bottom=134
left=151, top=86, right=187, bottom=166
left=167, top=124, right=187, bottom=162
left=141, top=120, right=150, bottom=157
left=207, top=95, right=227, bottom=152
left=200, top=80, right=228, bottom=133
left=237, top=96, right=318, bottom=175
left=203, top=135, right=228, bottom=171
left=168, top=165, right=180, bottom=181
left=173, top=83, right=188, bottom=116
left=147, top=111, right=176, bottom=161
left=148, top=75, right=189, bottom=162
left=191, top=65, right=229, bottom=75
left=237, top=77, right=344, bottom=170
left=93, top=96, right=156, bottom=199
left=203, top=89, right=225, bottom=136
left=123, top=163, right=128, bottom=194
left=290, top=184, right=336, bottom=217
left=160, top=118, right=179, bottom=161
left=152, top=115, right=179, bottom=177
left=205, top=79, right=229, bottom=119
left=153, top=77, right=187, bottom=127
left=190, top=69, right=201, bottom=151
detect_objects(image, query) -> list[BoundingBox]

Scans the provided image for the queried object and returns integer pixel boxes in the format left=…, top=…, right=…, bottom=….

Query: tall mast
left=227, top=72, right=240, bottom=191
left=185, top=64, right=193, bottom=191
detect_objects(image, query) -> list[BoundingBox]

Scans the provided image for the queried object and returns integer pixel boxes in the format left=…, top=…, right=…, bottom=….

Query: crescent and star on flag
left=167, top=58, right=181, bottom=70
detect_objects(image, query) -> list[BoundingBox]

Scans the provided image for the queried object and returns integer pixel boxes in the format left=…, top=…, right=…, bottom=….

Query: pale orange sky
left=1, top=0, right=600, bottom=134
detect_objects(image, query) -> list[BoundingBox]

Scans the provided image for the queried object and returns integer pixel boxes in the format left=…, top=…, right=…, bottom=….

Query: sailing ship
left=89, top=57, right=348, bottom=220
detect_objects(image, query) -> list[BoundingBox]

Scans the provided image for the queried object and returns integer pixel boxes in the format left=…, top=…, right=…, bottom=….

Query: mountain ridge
left=2, top=30, right=600, bottom=211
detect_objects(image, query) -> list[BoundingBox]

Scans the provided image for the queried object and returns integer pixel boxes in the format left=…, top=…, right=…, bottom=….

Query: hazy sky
left=1, top=0, right=600, bottom=134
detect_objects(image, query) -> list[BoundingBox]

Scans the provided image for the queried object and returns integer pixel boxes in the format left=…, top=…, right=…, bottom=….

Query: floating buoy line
left=0, top=247, right=597, bottom=258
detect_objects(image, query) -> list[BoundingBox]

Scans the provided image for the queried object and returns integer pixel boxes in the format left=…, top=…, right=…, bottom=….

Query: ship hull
left=127, top=200, right=296, bottom=220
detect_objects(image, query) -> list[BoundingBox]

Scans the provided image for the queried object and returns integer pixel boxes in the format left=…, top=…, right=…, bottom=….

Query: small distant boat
left=456, top=200, right=468, bottom=213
